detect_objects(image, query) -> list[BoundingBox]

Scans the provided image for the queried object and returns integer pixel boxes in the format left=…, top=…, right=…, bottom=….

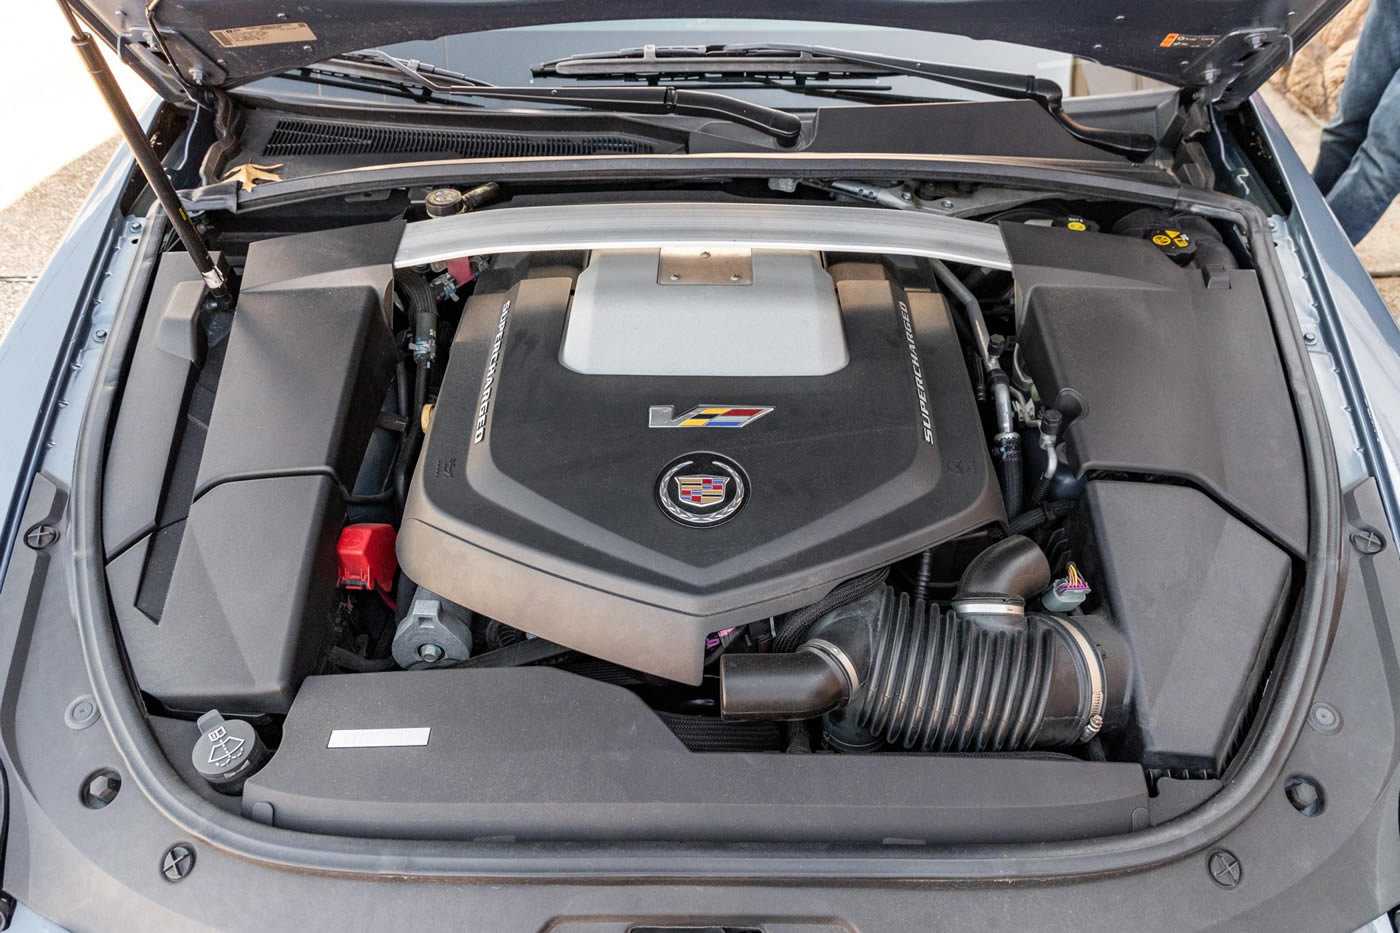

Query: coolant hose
left=720, top=536, right=1124, bottom=751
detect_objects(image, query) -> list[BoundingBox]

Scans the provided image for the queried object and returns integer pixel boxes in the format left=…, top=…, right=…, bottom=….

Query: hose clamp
left=1042, top=615, right=1106, bottom=743
left=801, top=638, right=861, bottom=697
left=951, top=599, right=1025, bottom=618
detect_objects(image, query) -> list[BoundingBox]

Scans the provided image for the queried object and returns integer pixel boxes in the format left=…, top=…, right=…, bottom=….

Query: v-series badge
left=648, top=405, right=774, bottom=428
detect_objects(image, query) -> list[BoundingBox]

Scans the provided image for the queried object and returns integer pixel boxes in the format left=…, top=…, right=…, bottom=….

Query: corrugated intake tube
left=720, top=536, right=1127, bottom=753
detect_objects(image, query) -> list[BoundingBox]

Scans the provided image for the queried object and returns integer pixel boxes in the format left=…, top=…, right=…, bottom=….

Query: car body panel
left=0, top=134, right=139, bottom=581
left=2, top=9, right=1396, bottom=929
left=73, top=1, right=1343, bottom=100
left=1250, top=93, right=1400, bottom=536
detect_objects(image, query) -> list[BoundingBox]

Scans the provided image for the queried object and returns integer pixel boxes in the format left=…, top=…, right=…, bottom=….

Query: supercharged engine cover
left=399, top=256, right=1002, bottom=683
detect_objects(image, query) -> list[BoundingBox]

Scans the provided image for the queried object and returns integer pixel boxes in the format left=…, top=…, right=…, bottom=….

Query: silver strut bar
left=395, top=201, right=1010, bottom=270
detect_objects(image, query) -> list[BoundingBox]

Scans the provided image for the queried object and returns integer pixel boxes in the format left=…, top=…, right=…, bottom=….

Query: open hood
left=78, top=0, right=1343, bottom=105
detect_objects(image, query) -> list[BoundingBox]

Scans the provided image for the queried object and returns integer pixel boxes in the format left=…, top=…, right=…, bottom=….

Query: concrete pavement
left=0, top=1, right=148, bottom=338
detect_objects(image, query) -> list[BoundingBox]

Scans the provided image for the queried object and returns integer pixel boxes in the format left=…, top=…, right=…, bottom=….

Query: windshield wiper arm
left=535, top=45, right=898, bottom=80
left=537, top=43, right=1158, bottom=161
left=310, top=50, right=803, bottom=146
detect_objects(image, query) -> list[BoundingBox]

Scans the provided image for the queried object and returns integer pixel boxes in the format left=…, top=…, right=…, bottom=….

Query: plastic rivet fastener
left=1308, top=701, right=1342, bottom=734
left=1351, top=528, right=1385, bottom=555
left=65, top=694, right=100, bottom=730
left=23, top=525, right=57, bottom=550
left=161, top=844, right=195, bottom=882
left=1207, top=849, right=1242, bottom=888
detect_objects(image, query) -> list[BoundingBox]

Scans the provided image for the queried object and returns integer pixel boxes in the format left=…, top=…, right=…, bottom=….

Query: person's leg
left=1325, top=67, right=1400, bottom=242
left=1313, top=0, right=1400, bottom=195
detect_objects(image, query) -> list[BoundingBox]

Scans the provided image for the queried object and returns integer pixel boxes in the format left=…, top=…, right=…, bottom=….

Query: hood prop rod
left=57, top=0, right=230, bottom=304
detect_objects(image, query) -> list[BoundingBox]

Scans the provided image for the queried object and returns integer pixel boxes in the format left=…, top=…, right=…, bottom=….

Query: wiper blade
left=537, top=43, right=1158, bottom=161
left=305, top=50, right=803, bottom=146
left=535, top=45, right=897, bottom=80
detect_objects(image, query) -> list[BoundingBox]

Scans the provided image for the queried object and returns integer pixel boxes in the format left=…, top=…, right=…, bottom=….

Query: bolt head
left=1285, top=775, right=1324, bottom=816
left=1286, top=781, right=1317, bottom=808
left=417, top=643, right=445, bottom=663
left=87, top=773, right=119, bottom=803
left=81, top=769, right=121, bottom=809
left=940, top=199, right=955, bottom=209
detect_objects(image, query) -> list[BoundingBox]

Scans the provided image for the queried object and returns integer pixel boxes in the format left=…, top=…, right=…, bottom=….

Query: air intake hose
left=719, top=536, right=1126, bottom=752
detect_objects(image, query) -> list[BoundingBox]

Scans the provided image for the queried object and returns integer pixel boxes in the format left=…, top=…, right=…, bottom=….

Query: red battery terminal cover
left=337, top=523, right=398, bottom=591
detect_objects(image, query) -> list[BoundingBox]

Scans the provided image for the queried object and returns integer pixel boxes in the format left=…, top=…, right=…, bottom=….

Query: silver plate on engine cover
left=657, top=247, right=753, bottom=285
left=560, top=248, right=848, bottom=377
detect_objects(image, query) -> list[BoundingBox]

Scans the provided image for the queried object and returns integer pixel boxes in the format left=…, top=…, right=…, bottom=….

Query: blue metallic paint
left=1253, top=92, right=1400, bottom=535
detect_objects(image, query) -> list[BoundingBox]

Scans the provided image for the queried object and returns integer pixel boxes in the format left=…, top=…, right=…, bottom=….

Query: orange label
left=1160, top=33, right=1180, bottom=47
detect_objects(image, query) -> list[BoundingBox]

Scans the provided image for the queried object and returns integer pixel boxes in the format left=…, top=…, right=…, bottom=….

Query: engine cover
left=398, top=254, right=1002, bottom=683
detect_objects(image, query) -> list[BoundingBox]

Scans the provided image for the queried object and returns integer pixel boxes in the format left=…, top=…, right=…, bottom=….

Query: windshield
left=248, top=18, right=1155, bottom=106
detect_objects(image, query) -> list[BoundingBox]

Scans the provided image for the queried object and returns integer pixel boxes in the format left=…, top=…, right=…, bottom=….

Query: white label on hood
left=211, top=22, right=318, bottom=49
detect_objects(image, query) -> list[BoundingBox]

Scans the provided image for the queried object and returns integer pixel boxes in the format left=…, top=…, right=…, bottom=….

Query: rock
left=1324, top=38, right=1359, bottom=112
left=1286, top=41, right=1331, bottom=117
left=1278, top=0, right=1371, bottom=119
left=1318, top=0, right=1370, bottom=51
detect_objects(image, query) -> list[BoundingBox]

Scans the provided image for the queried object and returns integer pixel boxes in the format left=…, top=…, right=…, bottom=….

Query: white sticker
left=210, top=22, right=318, bottom=49
left=327, top=727, right=430, bottom=748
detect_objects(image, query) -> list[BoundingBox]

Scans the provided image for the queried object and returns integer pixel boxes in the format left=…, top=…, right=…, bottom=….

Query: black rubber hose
left=1008, top=498, right=1076, bottom=535
left=719, top=537, right=1122, bottom=748
left=395, top=362, right=410, bottom=418
left=998, top=435, right=1023, bottom=518
left=390, top=272, right=439, bottom=507
left=955, top=535, right=1051, bottom=604
left=720, top=649, right=852, bottom=721
left=772, top=567, right=889, bottom=653
left=914, top=549, right=935, bottom=602
left=836, top=593, right=1103, bottom=751
left=395, top=270, right=437, bottom=326
left=720, top=584, right=1117, bottom=748
left=1028, top=472, right=1053, bottom=507
left=395, top=270, right=438, bottom=414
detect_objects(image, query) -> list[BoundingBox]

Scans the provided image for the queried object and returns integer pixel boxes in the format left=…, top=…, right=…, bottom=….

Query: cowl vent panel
left=263, top=119, right=658, bottom=158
